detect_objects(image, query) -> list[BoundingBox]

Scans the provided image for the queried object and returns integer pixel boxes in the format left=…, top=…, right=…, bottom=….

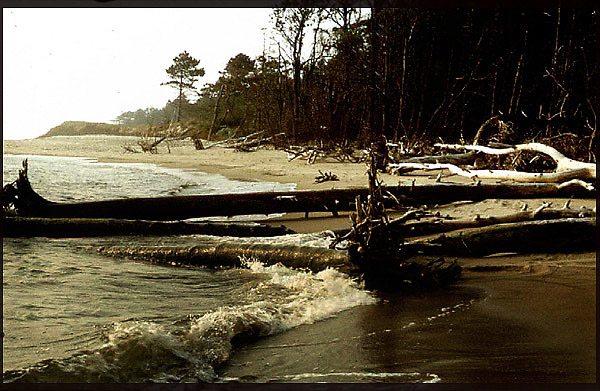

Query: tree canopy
left=117, top=9, right=596, bottom=161
left=162, top=51, right=205, bottom=122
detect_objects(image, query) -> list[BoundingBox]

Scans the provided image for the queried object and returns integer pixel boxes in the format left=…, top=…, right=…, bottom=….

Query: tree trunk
left=392, top=207, right=595, bottom=238
left=395, top=152, right=476, bottom=165
left=98, top=242, right=461, bottom=290
left=207, top=84, right=225, bottom=142
left=2, top=216, right=294, bottom=238
left=333, top=207, right=596, bottom=239
left=390, top=163, right=594, bottom=184
left=402, top=217, right=596, bottom=257
left=435, top=142, right=597, bottom=178
left=98, top=217, right=594, bottom=289
left=6, top=165, right=595, bottom=220
left=99, top=242, right=357, bottom=275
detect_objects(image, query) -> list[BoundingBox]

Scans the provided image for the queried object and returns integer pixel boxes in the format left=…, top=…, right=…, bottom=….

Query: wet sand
left=221, top=252, right=595, bottom=383
left=3, top=135, right=597, bottom=382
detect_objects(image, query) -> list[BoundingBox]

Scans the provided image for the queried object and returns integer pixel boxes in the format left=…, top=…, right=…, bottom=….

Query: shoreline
left=4, top=135, right=390, bottom=191
left=3, top=135, right=596, bottom=382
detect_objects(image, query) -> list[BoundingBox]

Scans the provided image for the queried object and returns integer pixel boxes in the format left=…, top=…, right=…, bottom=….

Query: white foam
left=204, top=231, right=342, bottom=248
left=223, top=371, right=441, bottom=383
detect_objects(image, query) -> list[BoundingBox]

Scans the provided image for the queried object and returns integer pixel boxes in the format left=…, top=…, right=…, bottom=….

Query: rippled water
left=3, top=154, right=295, bottom=201
left=2, top=154, right=379, bottom=382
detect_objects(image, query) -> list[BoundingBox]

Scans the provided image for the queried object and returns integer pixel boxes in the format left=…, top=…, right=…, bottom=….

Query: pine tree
left=162, top=51, right=205, bottom=122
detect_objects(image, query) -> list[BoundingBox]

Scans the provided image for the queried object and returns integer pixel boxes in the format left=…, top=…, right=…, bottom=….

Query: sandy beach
left=3, top=135, right=596, bottom=382
left=5, top=135, right=386, bottom=191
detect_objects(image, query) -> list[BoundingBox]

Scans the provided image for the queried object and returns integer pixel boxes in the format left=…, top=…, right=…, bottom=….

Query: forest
left=116, top=8, right=596, bottom=161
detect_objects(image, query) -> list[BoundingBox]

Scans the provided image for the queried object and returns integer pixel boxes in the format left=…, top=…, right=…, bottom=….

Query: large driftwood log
left=98, top=217, right=594, bottom=288
left=390, top=162, right=594, bottom=184
left=394, top=151, right=477, bottom=165
left=7, top=182, right=595, bottom=220
left=334, top=206, right=596, bottom=239
left=390, top=142, right=596, bottom=184
left=2, top=217, right=294, bottom=238
left=402, top=217, right=596, bottom=257
left=435, top=142, right=597, bottom=179
left=99, top=242, right=358, bottom=275
left=4, top=162, right=595, bottom=220
left=98, top=242, right=460, bottom=290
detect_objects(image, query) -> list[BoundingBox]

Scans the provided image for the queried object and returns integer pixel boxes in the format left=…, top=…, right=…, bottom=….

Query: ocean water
left=2, top=154, right=296, bottom=221
left=2, top=155, right=381, bottom=382
left=2, top=154, right=485, bottom=383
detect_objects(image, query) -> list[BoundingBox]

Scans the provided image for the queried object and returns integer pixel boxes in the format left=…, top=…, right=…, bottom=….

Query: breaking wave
left=4, top=260, right=376, bottom=383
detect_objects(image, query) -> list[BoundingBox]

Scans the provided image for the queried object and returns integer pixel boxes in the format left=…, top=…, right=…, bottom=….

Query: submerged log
left=2, top=216, right=294, bottom=238
left=98, top=242, right=460, bottom=290
left=99, top=242, right=358, bottom=275
left=98, top=217, right=594, bottom=289
left=5, top=161, right=595, bottom=220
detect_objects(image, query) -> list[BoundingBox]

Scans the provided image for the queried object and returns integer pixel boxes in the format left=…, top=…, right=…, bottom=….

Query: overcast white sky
left=3, top=8, right=274, bottom=139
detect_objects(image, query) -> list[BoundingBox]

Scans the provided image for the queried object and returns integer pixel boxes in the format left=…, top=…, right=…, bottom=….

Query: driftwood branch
left=203, top=131, right=286, bottom=152
left=285, top=141, right=364, bottom=164
left=435, top=142, right=596, bottom=178
left=314, top=170, right=339, bottom=183
left=389, top=162, right=594, bottom=185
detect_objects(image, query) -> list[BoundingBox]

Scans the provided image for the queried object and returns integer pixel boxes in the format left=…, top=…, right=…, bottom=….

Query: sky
left=2, top=8, right=274, bottom=140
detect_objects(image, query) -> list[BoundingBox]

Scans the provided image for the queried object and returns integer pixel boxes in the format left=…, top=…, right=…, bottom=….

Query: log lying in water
left=5, top=161, right=595, bottom=220
left=1, top=216, right=294, bottom=238
left=98, top=217, right=594, bottom=288
left=99, top=242, right=359, bottom=275
left=98, top=242, right=460, bottom=290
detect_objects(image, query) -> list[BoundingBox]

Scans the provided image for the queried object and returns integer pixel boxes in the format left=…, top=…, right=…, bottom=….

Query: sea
left=2, top=154, right=486, bottom=383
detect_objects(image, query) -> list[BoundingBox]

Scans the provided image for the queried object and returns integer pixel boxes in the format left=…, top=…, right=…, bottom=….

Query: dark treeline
left=117, top=8, right=597, bottom=160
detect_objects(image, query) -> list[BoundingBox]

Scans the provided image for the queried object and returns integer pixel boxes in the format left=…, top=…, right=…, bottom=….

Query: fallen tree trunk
left=2, top=216, right=294, bottom=238
left=435, top=142, right=597, bottom=179
left=394, top=151, right=477, bottom=165
left=390, top=162, right=594, bottom=184
left=334, top=206, right=596, bottom=239
left=8, top=182, right=595, bottom=220
left=99, top=242, right=359, bottom=275
left=98, top=242, right=462, bottom=290
left=402, top=217, right=596, bottom=257
left=98, top=217, right=594, bottom=289
left=4, top=160, right=595, bottom=220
